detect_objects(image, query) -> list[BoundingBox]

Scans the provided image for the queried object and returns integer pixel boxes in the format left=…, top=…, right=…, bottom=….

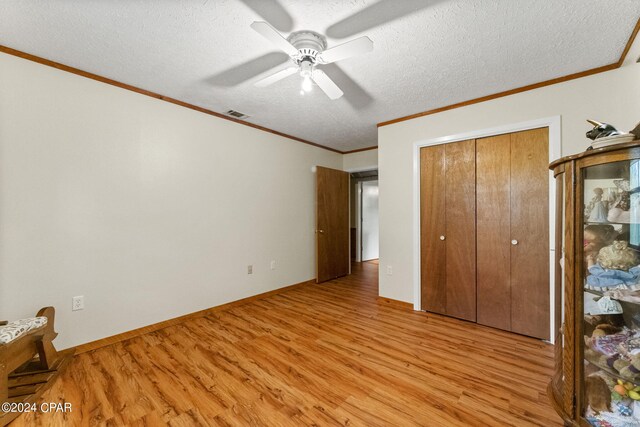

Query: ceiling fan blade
left=312, top=70, right=344, bottom=100
left=240, top=0, right=294, bottom=32
left=254, top=66, right=298, bottom=87
left=250, top=21, right=298, bottom=56
left=317, top=36, right=373, bottom=64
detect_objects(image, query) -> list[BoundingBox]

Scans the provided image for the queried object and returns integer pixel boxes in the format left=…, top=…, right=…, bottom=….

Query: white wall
left=378, top=63, right=640, bottom=303
left=343, top=149, right=378, bottom=171
left=0, top=53, right=342, bottom=349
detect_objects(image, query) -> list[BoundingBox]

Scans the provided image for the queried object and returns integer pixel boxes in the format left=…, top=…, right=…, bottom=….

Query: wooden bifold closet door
left=420, top=139, right=476, bottom=322
left=420, top=128, right=549, bottom=340
left=476, top=128, right=549, bottom=339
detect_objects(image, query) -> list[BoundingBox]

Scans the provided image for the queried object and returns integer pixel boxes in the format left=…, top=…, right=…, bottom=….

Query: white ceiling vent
left=225, top=109, right=250, bottom=120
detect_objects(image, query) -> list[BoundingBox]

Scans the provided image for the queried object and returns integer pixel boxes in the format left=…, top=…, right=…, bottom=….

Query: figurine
left=586, top=240, right=640, bottom=290
left=584, top=224, right=617, bottom=266
left=585, top=375, right=611, bottom=414
left=607, top=180, right=631, bottom=223
left=606, top=289, right=640, bottom=304
left=585, top=187, right=609, bottom=223
left=597, top=240, right=637, bottom=270
left=586, top=119, right=623, bottom=140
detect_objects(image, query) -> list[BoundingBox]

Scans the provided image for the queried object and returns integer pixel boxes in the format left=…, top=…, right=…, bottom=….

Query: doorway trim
left=412, top=116, right=561, bottom=343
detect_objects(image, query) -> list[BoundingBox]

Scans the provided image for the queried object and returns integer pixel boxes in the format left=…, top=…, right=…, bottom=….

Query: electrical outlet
left=247, top=265, right=253, bottom=274
left=270, top=260, right=276, bottom=270
left=72, top=296, right=84, bottom=311
left=387, top=266, right=393, bottom=275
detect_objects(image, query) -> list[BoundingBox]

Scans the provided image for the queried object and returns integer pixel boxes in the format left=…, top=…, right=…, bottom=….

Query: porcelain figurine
left=586, top=119, right=623, bottom=140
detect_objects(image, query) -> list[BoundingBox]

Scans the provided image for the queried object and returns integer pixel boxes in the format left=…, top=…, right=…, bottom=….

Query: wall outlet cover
left=247, top=265, right=253, bottom=274
left=72, top=295, right=84, bottom=311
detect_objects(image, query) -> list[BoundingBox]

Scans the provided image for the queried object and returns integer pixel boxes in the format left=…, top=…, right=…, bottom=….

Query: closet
left=420, top=127, right=549, bottom=340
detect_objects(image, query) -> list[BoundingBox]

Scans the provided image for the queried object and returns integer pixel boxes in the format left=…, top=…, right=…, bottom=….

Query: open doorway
left=350, top=170, right=379, bottom=263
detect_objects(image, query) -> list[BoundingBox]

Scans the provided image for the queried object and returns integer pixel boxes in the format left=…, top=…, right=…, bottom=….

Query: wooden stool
left=0, top=307, right=74, bottom=426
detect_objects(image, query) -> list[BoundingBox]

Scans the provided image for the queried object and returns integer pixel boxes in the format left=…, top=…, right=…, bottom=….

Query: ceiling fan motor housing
left=287, top=30, right=327, bottom=65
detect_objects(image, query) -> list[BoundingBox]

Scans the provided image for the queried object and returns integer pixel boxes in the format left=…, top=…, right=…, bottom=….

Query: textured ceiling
left=0, top=0, right=638, bottom=152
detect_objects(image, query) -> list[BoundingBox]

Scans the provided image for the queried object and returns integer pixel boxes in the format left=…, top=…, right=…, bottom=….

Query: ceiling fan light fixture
left=299, top=60, right=314, bottom=93
left=302, top=75, right=313, bottom=92
left=299, top=60, right=313, bottom=77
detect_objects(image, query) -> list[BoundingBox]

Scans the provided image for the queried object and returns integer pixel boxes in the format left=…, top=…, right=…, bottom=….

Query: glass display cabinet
left=549, top=141, right=640, bottom=426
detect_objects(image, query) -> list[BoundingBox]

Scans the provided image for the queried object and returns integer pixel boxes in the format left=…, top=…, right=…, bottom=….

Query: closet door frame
left=412, top=116, right=561, bottom=343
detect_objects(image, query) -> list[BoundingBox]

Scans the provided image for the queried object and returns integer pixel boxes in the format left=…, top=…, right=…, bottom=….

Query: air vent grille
left=225, top=110, right=250, bottom=120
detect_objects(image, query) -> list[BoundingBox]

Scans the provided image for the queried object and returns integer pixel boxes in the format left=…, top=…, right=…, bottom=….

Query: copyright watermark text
left=2, top=402, right=72, bottom=413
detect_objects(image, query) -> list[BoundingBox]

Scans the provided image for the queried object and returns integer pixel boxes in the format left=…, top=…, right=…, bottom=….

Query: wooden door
left=316, top=166, right=349, bottom=283
left=420, top=145, right=447, bottom=313
left=476, top=134, right=512, bottom=330
left=420, top=140, right=476, bottom=321
left=444, top=140, right=477, bottom=321
left=476, top=128, right=549, bottom=340
left=510, top=128, right=549, bottom=339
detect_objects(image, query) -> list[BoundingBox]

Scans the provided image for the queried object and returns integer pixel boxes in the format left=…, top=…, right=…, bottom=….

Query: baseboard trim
left=377, top=296, right=413, bottom=310
left=71, top=279, right=314, bottom=355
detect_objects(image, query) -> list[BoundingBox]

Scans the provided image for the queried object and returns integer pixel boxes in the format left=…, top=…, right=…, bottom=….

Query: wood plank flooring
left=12, top=262, right=562, bottom=426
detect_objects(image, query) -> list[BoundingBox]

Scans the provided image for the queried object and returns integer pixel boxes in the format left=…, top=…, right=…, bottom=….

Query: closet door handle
left=439, top=235, right=446, bottom=241
left=317, top=229, right=324, bottom=234
left=511, top=239, right=518, bottom=245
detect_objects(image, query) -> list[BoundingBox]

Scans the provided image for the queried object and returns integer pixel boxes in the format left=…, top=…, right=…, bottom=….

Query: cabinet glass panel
left=582, top=160, right=640, bottom=426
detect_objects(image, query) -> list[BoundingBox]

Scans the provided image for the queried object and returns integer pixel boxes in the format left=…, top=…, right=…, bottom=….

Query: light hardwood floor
left=13, top=263, right=562, bottom=426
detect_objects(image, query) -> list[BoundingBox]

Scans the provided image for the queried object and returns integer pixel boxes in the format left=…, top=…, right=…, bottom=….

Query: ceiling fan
left=250, top=21, right=373, bottom=100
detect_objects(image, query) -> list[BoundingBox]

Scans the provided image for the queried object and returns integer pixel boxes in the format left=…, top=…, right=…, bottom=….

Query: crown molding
left=618, top=16, right=640, bottom=67
left=378, top=17, right=640, bottom=128
left=0, top=45, right=344, bottom=154
left=342, top=145, right=378, bottom=154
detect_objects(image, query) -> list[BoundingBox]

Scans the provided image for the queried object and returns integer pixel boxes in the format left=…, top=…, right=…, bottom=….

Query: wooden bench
left=0, top=307, right=74, bottom=426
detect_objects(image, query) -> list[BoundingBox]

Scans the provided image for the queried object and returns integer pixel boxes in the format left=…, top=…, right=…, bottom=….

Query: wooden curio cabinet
left=549, top=141, right=640, bottom=426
